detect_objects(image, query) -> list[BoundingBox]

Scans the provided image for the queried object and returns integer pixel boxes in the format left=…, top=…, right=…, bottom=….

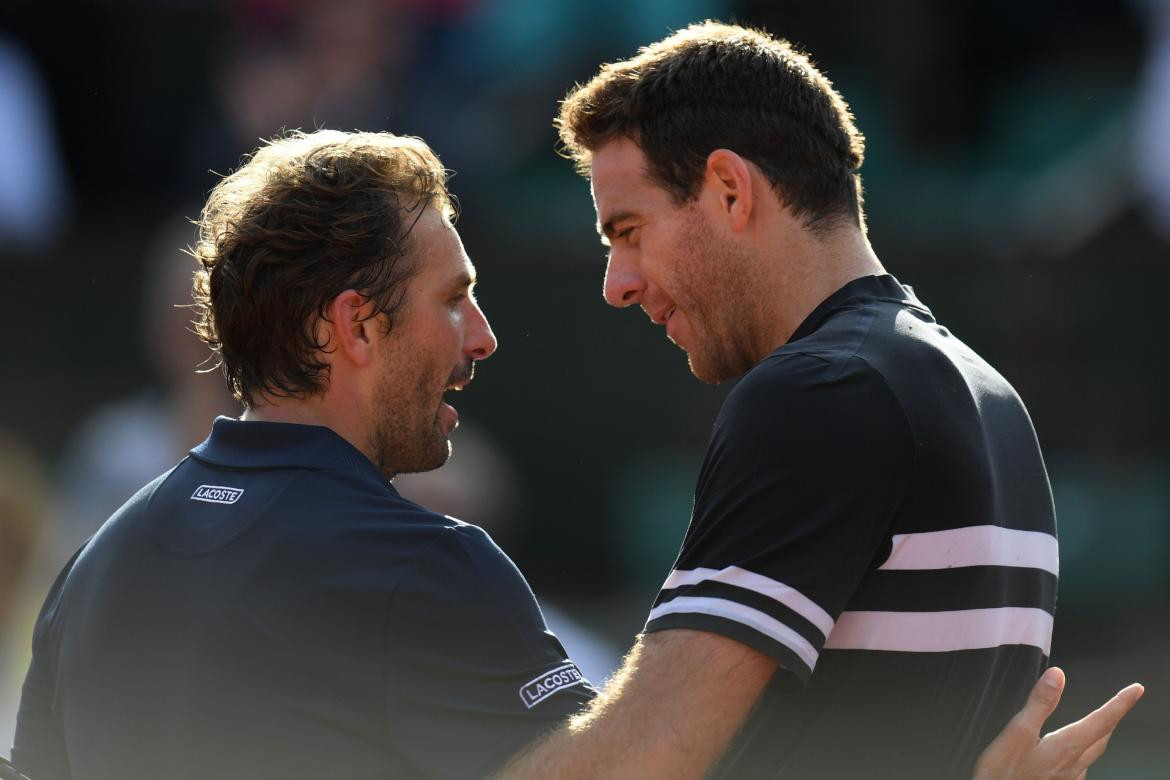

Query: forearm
left=493, top=631, right=776, bottom=780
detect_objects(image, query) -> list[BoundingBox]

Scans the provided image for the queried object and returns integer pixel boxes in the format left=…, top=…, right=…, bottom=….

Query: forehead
left=411, top=207, right=473, bottom=278
left=589, top=137, right=667, bottom=217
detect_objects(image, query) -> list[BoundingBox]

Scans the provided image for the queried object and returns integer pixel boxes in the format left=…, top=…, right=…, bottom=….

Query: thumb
left=1007, top=667, right=1067, bottom=746
left=972, top=668, right=1067, bottom=778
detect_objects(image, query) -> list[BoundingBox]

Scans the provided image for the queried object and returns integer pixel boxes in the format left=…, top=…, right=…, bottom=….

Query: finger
left=1047, top=683, right=1145, bottom=751
left=1072, top=732, right=1112, bottom=774
left=972, top=667, right=1068, bottom=776
left=1012, top=667, right=1067, bottom=738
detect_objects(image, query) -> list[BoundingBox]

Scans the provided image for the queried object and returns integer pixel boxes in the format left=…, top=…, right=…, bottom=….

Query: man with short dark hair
left=12, top=130, right=596, bottom=779
left=487, top=21, right=1142, bottom=779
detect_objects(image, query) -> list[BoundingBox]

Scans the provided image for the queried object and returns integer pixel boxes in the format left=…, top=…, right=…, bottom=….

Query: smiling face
left=368, top=208, right=497, bottom=478
left=591, top=137, right=765, bottom=384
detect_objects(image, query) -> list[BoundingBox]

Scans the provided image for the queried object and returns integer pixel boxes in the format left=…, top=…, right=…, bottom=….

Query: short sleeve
left=384, top=523, right=595, bottom=779
left=645, top=354, right=915, bottom=683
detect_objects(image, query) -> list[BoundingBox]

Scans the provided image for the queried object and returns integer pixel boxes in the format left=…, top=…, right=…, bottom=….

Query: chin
left=687, top=351, right=748, bottom=385
left=382, top=434, right=452, bottom=479
left=437, top=438, right=454, bottom=467
left=412, top=438, right=452, bottom=474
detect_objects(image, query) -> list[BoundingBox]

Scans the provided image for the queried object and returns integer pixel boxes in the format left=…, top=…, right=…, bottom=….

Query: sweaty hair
left=556, top=21, right=866, bottom=234
left=191, top=129, right=453, bottom=406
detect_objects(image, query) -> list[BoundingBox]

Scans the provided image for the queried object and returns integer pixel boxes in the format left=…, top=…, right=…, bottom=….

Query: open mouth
left=445, top=360, right=475, bottom=393
left=439, top=392, right=461, bottom=432
left=439, top=362, right=475, bottom=432
left=664, top=305, right=680, bottom=335
left=649, top=304, right=676, bottom=326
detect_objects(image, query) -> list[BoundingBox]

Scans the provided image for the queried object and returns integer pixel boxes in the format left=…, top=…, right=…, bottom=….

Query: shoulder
left=281, top=478, right=502, bottom=579
left=694, top=350, right=917, bottom=520
left=717, top=350, right=909, bottom=443
left=387, top=517, right=558, bottom=673
left=80, top=466, right=179, bottom=548
left=397, top=519, right=536, bottom=609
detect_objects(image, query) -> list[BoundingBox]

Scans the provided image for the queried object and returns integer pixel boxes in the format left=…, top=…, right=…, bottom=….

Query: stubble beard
left=369, top=362, right=452, bottom=482
left=675, top=216, right=764, bottom=385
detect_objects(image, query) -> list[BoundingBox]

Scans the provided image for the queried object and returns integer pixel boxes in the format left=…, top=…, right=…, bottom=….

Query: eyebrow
left=448, top=270, right=476, bottom=291
left=597, top=210, right=637, bottom=241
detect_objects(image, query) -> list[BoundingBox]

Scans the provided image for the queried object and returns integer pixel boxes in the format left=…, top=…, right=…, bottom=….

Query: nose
left=603, top=250, right=645, bottom=308
left=464, top=299, right=498, bottom=360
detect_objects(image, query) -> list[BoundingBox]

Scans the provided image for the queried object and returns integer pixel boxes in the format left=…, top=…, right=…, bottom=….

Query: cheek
left=657, top=252, right=694, bottom=303
left=416, top=308, right=463, bottom=348
left=673, top=234, right=714, bottom=295
left=424, top=313, right=464, bottom=370
left=444, top=310, right=467, bottom=353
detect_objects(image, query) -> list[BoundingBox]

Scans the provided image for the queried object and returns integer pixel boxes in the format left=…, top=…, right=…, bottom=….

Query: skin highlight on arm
left=492, top=629, right=777, bottom=780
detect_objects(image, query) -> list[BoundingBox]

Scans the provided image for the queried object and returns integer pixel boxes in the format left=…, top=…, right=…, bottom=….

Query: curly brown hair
left=191, top=130, right=453, bottom=407
left=556, top=21, right=866, bottom=235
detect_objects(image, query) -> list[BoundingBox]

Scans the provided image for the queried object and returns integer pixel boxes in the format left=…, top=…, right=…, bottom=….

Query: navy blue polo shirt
left=14, top=418, right=594, bottom=780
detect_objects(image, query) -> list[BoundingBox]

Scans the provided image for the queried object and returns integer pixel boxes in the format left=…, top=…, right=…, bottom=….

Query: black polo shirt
left=645, top=275, right=1058, bottom=779
left=14, top=419, right=594, bottom=780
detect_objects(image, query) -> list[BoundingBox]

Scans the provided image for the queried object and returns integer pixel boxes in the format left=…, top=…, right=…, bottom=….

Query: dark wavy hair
left=191, top=130, right=453, bottom=406
left=556, top=21, right=866, bottom=234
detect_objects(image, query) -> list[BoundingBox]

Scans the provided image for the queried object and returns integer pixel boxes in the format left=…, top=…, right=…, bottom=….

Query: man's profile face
left=590, top=137, right=762, bottom=383
left=369, top=208, right=496, bottom=478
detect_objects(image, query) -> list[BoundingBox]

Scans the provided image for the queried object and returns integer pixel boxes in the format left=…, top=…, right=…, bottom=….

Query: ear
left=704, top=149, right=754, bottom=232
left=322, top=289, right=381, bottom=368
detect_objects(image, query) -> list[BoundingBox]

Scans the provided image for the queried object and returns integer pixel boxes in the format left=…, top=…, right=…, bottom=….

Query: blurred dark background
left=0, top=0, right=1166, bottom=773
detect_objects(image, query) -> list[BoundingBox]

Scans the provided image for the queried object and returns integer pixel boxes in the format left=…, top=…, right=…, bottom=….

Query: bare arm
left=972, top=667, right=1145, bottom=780
left=495, top=633, right=1144, bottom=780
left=493, top=629, right=777, bottom=780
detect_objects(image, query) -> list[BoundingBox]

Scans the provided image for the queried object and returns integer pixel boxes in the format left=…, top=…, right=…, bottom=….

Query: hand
left=972, top=667, right=1145, bottom=780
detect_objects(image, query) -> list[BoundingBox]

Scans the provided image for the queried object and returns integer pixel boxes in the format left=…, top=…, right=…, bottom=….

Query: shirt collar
left=788, top=273, right=931, bottom=344
left=189, top=416, right=389, bottom=484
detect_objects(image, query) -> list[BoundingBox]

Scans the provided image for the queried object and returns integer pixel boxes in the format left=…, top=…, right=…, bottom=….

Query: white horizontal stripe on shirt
left=823, top=607, right=1053, bottom=655
left=879, top=525, right=1059, bottom=576
left=648, top=596, right=821, bottom=671
left=660, top=565, right=834, bottom=638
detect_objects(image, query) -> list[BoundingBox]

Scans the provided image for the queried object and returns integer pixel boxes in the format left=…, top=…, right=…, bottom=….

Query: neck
left=763, top=222, right=884, bottom=351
